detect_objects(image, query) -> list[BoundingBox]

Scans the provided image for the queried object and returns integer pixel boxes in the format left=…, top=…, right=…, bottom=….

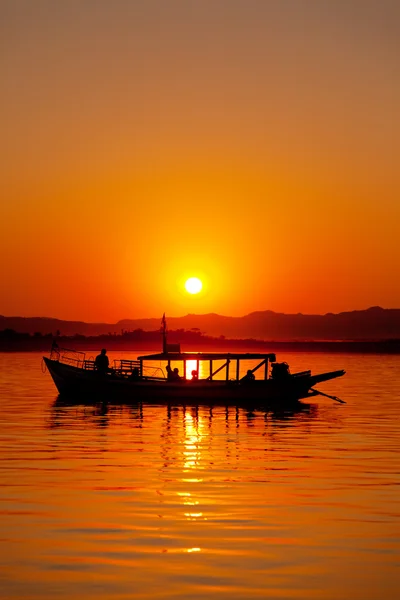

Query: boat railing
left=108, top=361, right=165, bottom=380
left=52, top=345, right=86, bottom=369
left=83, top=360, right=96, bottom=370
left=113, top=359, right=142, bottom=377
left=142, top=365, right=165, bottom=379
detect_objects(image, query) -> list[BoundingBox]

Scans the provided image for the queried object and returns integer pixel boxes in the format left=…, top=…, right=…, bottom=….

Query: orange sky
left=1, top=0, right=399, bottom=322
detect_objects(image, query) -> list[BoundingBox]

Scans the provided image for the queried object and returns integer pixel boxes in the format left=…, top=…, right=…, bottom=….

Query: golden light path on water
left=0, top=352, right=399, bottom=599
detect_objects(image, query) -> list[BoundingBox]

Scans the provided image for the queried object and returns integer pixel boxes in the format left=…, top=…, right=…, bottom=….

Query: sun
left=185, top=277, right=203, bottom=294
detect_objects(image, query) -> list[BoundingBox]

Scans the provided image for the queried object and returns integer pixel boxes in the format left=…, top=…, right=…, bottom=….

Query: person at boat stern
left=243, top=369, right=255, bottom=382
left=95, top=349, right=109, bottom=375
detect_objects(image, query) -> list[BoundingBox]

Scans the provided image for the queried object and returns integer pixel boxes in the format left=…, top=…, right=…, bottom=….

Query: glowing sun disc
left=185, top=277, right=202, bottom=294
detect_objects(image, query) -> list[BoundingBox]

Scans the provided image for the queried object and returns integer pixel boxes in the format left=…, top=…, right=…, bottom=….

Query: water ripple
left=0, top=352, right=399, bottom=599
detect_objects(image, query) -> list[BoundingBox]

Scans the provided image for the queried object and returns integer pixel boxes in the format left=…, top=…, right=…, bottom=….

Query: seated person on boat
left=166, top=365, right=182, bottom=381
left=172, top=368, right=181, bottom=381
left=242, top=369, right=255, bottom=382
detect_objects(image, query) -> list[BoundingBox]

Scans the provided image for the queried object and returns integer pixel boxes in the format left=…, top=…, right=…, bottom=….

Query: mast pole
left=161, top=313, right=167, bottom=354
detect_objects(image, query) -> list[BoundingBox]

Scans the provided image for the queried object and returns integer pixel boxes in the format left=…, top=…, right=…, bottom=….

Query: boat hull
left=43, top=357, right=344, bottom=405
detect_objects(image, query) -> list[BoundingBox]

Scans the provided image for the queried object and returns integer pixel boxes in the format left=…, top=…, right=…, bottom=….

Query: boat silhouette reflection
left=49, top=393, right=318, bottom=430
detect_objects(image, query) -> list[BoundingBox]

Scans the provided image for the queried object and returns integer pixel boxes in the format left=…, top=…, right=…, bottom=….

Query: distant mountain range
left=1, top=307, right=399, bottom=341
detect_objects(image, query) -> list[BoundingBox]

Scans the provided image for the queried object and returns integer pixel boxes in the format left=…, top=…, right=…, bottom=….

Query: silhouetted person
left=243, top=369, right=255, bottom=382
left=191, top=370, right=198, bottom=381
left=166, top=365, right=181, bottom=381
left=166, top=365, right=174, bottom=381
left=172, top=367, right=181, bottom=381
left=95, top=348, right=109, bottom=374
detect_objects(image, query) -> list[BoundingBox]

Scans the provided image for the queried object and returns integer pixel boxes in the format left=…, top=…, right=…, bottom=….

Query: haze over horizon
left=1, top=304, right=397, bottom=325
left=1, top=0, right=399, bottom=322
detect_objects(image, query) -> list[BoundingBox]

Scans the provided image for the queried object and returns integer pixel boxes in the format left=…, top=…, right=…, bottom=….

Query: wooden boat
left=43, top=317, right=345, bottom=405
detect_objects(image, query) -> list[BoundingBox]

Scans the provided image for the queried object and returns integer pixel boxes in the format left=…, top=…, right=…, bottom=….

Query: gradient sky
left=1, top=0, right=399, bottom=322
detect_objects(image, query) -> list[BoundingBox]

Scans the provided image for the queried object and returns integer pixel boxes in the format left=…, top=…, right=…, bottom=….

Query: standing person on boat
left=95, top=349, right=109, bottom=374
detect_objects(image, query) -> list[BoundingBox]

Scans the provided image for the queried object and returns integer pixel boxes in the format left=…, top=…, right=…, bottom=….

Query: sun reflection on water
left=183, top=411, right=203, bottom=472
left=179, top=412, right=208, bottom=523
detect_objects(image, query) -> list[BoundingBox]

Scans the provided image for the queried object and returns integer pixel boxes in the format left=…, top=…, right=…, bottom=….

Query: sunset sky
left=1, top=0, right=399, bottom=322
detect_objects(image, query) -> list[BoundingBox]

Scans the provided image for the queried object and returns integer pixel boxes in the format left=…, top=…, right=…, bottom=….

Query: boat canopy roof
left=138, top=351, right=277, bottom=362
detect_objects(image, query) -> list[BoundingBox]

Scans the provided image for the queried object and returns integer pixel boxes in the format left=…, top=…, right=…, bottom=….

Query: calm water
left=0, top=351, right=399, bottom=600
